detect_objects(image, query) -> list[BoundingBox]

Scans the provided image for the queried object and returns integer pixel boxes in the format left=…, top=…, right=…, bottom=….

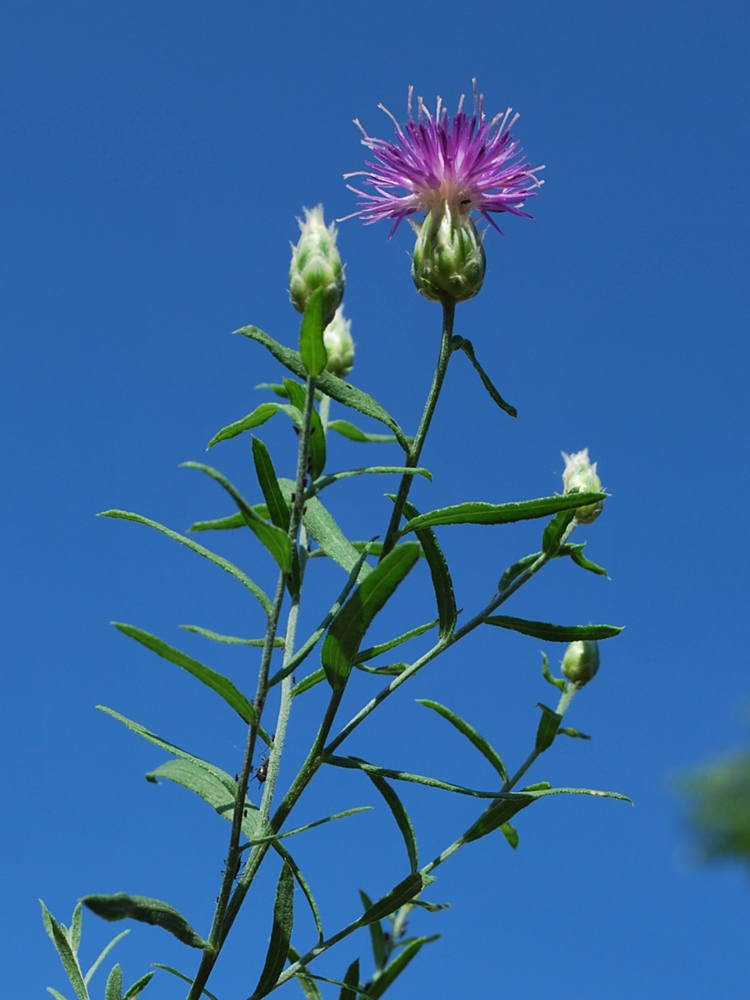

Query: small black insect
left=255, top=754, right=270, bottom=784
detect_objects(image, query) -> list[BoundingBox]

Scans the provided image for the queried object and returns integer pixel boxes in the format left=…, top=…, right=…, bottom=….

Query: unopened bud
left=562, top=449, right=603, bottom=525
left=289, top=206, right=345, bottom=325
left=561, top=640, right=600, bottom=686
left=323, top=307, right=355, bottom=377
left=411, top=208, right=486, bottom=304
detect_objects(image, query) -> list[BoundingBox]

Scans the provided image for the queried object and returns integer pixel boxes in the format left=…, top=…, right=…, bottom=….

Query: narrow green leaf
left=46, top=989, right=69, bottom=1000
left=354, top=662, right=408, bottom=677
left=274, top=845, right=324, bottom=943
left=522, top=782, right=551, bottom=791
left=105, top=965, right=122, bottom=1000
left=354, top=619, right=438, bottom=664
left=560, top=542, right=609, bottom=577
left=83, top=931, right=129, bottom=986
left=359, top=891, right=385, bottom=970
left=151, top=965, right=218, bottom=1000
left=182, top=462, right=292, bottom=573
left=321, top=543, right=420, bottom=691
left=360, top=874, right=426, bottom=925
left=367, top=774, right=419, bottom=872
left=40, top=901, right=88, bottom=1000
left=145, top=758, right=259, bottom=838
left=236, top=326, right=410, bottom=450
left=463, top=796, right=535, bottom=843
left=70, top=904, right=82, bottom=957
left=484, top=616, right=623, bottom=641
left=287, top=947, right=323, bottom=1000
left=558, top=727, right=592, bottom=740
left=278, top=479, right=371, bottom=580
left=541, top=652, right=567, bottom=692
left=284, top=378, right=327, bottom=480
left=113, top=624, right=256, bottom=725
left=416, top=699, right=508, bottom=783
left=323, top=754, right=499, bottom=799
left=401, top=492, right=607, bottom=533
left=188, top=512, right=249, bottom=532
left=499, top=823, right=519, bottom=849
left=82, top=895, right=205, bottom=949
left=542, top=509, right=576, bottom=555
left=338, top=958, right=360, bottom=1000
left=99, top=510, right=272, bottom=616
left=244, top=807, right=371, bottom=846
left=312, top=466, right=431, bottom=497
left=452, top=336, right=517, bottom=418
left=368, top=938, right=429, bottom=1000
left=207, top=402, right=301, bottom=449
left=536, top=703, right=563, bottom=752
left=251, top=862, right=295, bottom=999
left=122, top=971, right=154, bottom=1000
left=498, top=552, right=540, bottom=593
left=252, top=437, right=291, bottom=531
left=180, top=624, right=283, bottom=647
left=328, top=420, right=399, bottom=445
left=291, top=668, right=326, bottom=697
left=299, top=288, right=328, bottom=376
left=350, top=541, right=384, bottom=556
left=402, top=500, right=457, bottom=641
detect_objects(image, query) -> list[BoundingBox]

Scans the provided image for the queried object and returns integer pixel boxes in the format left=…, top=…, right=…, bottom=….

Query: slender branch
left=380, top=300, right=455, bottom=558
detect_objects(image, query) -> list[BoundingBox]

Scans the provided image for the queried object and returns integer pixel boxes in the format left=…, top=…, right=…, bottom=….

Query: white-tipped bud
left=562, top=448, right=603, bottom=525
left=561, top=640, right=600, bottom=686
left=323, top=306, right=354, bottom=378
left=411, top=208, right=486, bottom=304
left=289, top=206, right=345, bottom=325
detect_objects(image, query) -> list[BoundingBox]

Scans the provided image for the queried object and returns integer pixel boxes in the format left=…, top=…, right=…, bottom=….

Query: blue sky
left=2, top=2, right=749, bottom=998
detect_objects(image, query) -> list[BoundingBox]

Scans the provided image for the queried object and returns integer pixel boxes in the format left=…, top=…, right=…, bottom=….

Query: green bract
left=411, top=208, right=486, bottom=303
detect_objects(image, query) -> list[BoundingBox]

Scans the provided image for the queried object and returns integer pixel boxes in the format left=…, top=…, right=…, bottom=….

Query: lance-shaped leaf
left=274, top=845, right=324, bottom=943
left=559, top=542, right=608, bottom=577
left=328, top=420, right=399, bottom=445
left=208, top=402, right=302, bottom=449
left=252, top=437, right=291, bottom=532
left=84, top=930, right=130, bottom=986
left=113, top=624, right=256, bottom=725
left=402, top=500, right=457, bottom=641
left=145, top=758, right=259, bottom=838
left=40, top=901, right=88, bottom=1000
left=82, top=895, right=206, bottom=950
left=542, top=508, right=576, bottom=555
left=323, top=754, right=499, bottom=799
left=359, top=891, right=385, bottom=970
left=311, top=466, right=431, bottom=498
left=284, top=379, right=326, bottom=481
left=287, top=948, right=323, bottom=1000
left=180, top=625, right=284, bottom=648
left=499, top=823, right=519, bottom=849
left=368, top=937, right=431, bottom=1000
left=182, top=462, right=292, bottom=573
left=278, top=479, right=371, bottom=581
left=535, top=703, right=563, bottom=752
left=152, top=966, right=218, bottom=1000
left=242, top=807, right=371, bottom=847
left=122, top=971, right=154, bottom=1000
left=498, top=552, right=541, bottom=593
left=417, top=699, right=508, bottom=783
left=321, top=544, right=420, bottom=691
left=401, top=492, right=607, bottom=533
left=105, top=964, right=122, bottom=1000
left=236, top=326, right=410, bottom=450
left=366, top=774, right=419, bottom=872
left=558, top=727, right=591, bottom=740
left=541, top=652, right=567, bottom=692
left=452, top=336, right=517, bottom=418
left=483, top=616, right=623, bottom=641
left=354, top=619, right=437, bottom=665
left=250, top=862, right=295, bottom=999
left=99, top=510, right=272, bottom=617
left=299, top=288, right=328, bottom=376
left=338, top=958, right=360, bottom=1000
left=462, top=795, right=535, bottom=843
left=189, top=511, right=263, bottom=532
left=69, top=904, right=82, bottom=957
left=359, top=874, right=431, bottom=925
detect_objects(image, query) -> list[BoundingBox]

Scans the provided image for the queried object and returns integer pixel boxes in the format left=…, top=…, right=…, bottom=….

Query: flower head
left=343, top=81, right=543, bottom=238
left=562, top=640, right=600, bottom=687
left=562, top=448, right=603, bottom=525
left=323, top=306, right=355, bottom=378
left=289, top=206, right=345, bottom=325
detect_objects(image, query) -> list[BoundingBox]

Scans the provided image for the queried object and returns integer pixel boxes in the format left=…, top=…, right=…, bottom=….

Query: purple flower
left=343, top=82, right=544, bottom=238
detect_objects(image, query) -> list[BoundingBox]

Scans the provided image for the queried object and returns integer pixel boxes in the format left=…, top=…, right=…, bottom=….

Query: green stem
left=380, top=300, right=455, bottom=559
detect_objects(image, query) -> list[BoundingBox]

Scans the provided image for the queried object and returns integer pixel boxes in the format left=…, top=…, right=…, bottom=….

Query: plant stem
left=380, top=300, right=455, bottom=559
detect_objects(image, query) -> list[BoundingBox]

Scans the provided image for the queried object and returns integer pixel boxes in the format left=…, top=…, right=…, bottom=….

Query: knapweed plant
left=43, top=83, right=627, bottom=1000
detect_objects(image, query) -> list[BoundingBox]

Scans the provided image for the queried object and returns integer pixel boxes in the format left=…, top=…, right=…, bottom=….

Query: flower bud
left=411, top=208, right=486, bottom=303
left=562, top=448, right=603, bottom=525
left=323, top=306, right=354, bottom=378
left=289, top=206, right=345, bottom=325
left=561, top=640, right=600, bottom=686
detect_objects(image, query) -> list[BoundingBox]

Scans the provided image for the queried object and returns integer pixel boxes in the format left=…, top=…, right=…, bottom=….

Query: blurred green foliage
left=680, top=751, right=750, bottom=868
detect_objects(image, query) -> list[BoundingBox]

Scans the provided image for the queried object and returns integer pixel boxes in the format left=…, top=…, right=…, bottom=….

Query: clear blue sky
left=2, top=2, right=749, bottom=998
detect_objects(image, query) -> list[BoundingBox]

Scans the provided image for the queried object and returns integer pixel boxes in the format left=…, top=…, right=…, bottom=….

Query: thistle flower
left=562, top=448, right=604, bottom=525
left=323, top=306, right=354, bottom=378
left=289, top=206, right=345, bottom=325
left=343, top=81, right=543, bottom=238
